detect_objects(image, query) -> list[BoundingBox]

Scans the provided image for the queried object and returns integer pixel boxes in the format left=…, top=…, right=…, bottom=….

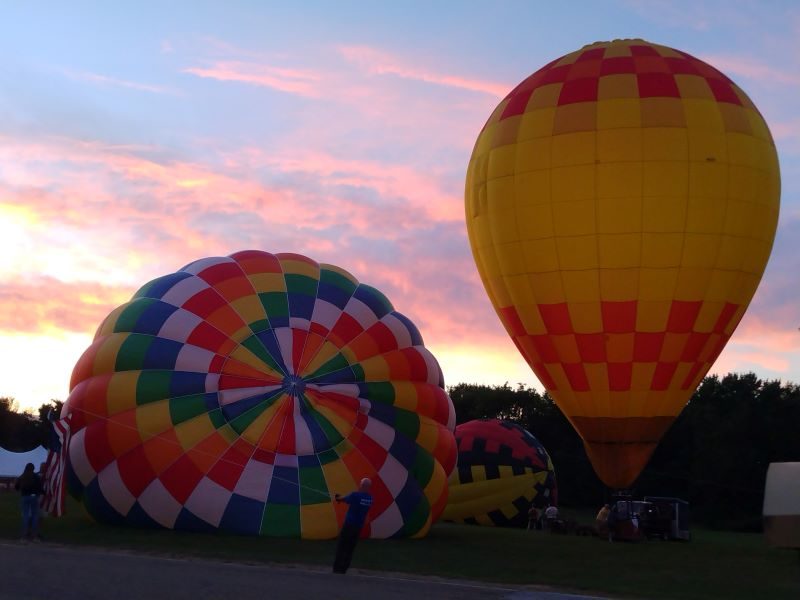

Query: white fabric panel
left=204, top=373, right=221, bottom=393
left=310, top=299, right=342, bottom=332
left=292, top=397, right=315, bottom=455
left=174, top=344, right=215, bottom=372
left=97, top=461, right=137, bottom=515
left=184, top=476, right=231, bottom=527
left=418, top=347, right=440, bottom=384
left=139, top=478, right=183, bottom=528
left=343, top=297, right=378, bottom=330
left=289, top=316, right=311, bottom=332
left=68, top=428, right=96, bottom=485
left=273, top=327, right=294, bottom=374
left=362, top=416, right=395, bottom=451
left=379, top=314, right=412, bottom=349
left=274, top=453, right=298, bottom=468
left=368, top=501, right=403, bottom=539
left=234, top=459, right=274, bottom=502
left=377, top=454, right=408, bottom=497
left=218, top=386, right=279, bottom=407
left=182, top=256, right=234, bottom=275
left=160, top=276, right=209, bottom=307
left=158, top=310, right=203, bottom=343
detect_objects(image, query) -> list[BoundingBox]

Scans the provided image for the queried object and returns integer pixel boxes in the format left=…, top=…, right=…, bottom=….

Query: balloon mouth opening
left=282, top=374, right=307, bottom=396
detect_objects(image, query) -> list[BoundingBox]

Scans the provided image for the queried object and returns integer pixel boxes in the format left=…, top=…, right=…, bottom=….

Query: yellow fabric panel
left=675, top=268, right=713, bottom=301
left=515, top=170, right=552, bottom=207
left=300, top=503, right=338, bottom=540
left=599, top=233, right=641, bottom=269
left=228, top=296, right=267, bottom=326
left=93, top=334, right=128, bottom=376
left=488, top=145, right=518, bottom=180
left=529, top=83, right=561, bottom=109
left=553, top=199, right=595, bottom=236
left=682, top=99, right=725, bottom=132
left=492, top=116, right=523, bottom=148
left=528, top=272, right=565, bottom=304
left=504, top=274, right=537, bottom=308
left=598, top=197, right=642, bottom=235
left=551, top=165, right=595, bottom=202
left=606, top=333, right=634, bottom=362
left=98, top=304, right=129, bottom=337
left=489, top=210, right=521, bottom=245
left=690, top=162, right=728, bottom=199
left=680, top=234, right=719, bottom=269
left=598, top=128, right=642, bottom=162
left=106, top=371, right=140, bottom=416
left=643, top=128, right=689, bottom=161
left=551, top=335, right=580, bottom=363
left=643, top=162, right=689, bottom=197
left=562, top=270, right=601, bottom=303
left=686, top=196, right=726, bottom=234
left=568, top=302, right=603, bottom=333
left=246, top=272, right=285, bottom=294
left=229, top=344, right=280, bottom=376
left=495, top=242, right=527, bottom=275
left=641, top=98, right=685, bottom=127
left=635, top=300, right=671, bottom=332
left=515, top=137, right=552, bottom=172
left=688, top=129, right=728, bottom=162
left=135, top=401, right=173, bottom=441
left=415, top=416, right=444, bottom=456
left=597, top=163, right=643, bottom=199
left=487, top=175, right=516, bottom=212
left=599, top=269, right=639, bottom=301
left=521, top=238, right=559, bottom=272
left=642, top=197, right=687, bottom=233
left=280, top=258, right=319, bottom=279
left=641, top=233, right=683, bottom=268
left=557, top=235, right=598, bottom=270
left=597, top=98, right=641, bottom=129
left=174, top=413, right=218, bottom=450
left=517, top=107, right=556, bottom=141
left=674, top=74, right=714, bottom=100
left=597, top=74, right=639, bottom=100
left=552, top=131, right=596, bottom=166
left=239, top=406, right=278, bottom=446
left=631, top=363, right=657, bottom=392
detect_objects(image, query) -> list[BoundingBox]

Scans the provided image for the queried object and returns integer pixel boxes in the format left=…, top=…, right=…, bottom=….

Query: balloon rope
left=64, top=404, right=340, bottom=499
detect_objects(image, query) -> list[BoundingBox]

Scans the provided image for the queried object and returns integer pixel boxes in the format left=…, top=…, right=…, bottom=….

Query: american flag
left=42, top=412, right=72, bottom=517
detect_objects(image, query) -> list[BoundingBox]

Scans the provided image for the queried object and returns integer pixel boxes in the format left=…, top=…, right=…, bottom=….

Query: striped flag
left=42, top=412, right=72, bottom=517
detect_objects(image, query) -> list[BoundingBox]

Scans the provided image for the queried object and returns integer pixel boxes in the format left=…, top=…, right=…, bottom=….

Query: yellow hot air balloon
left=465, top=39, right=780, bottom=489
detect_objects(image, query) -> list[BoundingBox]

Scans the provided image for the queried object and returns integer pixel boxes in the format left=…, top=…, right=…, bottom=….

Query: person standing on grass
left=332, top=478, right=373, bottom=574
left=15, top=463, right=44, bottom=542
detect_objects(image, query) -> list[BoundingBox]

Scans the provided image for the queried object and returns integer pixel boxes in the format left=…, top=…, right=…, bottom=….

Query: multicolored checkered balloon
left=443, top=419, right=556, bottom=527
left=465, top=39, right=780, bottom=488
left=64, top=250, right=457, bottom=538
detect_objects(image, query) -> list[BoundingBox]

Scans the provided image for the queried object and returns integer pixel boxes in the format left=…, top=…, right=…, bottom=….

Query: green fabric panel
left=399, top=493, right=430, bottom=537
left=319, top=268, right=357, bottom=296
left=364, top=382, right=395, bottom=404
left=261, top=503, right=300, bottom=537
left=284, top=273, right=319, bottom=296
left=410, top=446, right=434, bottom=488
left=393, top=410, right=420, bottom=440
left=259, top=292, right=289, bottom=319
left=114, top=334, right=154, bottom=372
left=169, top=393, right=208, bottom=425
left=136, top=370, right=172, bottom=405
left=241, top=335, right=284, bottom=374
left=299, top=465, right=330, bottom=505
left=208, top=408, right=226, bottom=429
left=113, top=298, right=156, bottom=333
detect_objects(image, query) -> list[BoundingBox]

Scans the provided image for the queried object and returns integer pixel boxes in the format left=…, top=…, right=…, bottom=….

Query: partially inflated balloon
left=443, top=419, right=556, bottom=526
left=465, top=39, right=780, bottom=488
left=64, top=251, right=456, bottom=538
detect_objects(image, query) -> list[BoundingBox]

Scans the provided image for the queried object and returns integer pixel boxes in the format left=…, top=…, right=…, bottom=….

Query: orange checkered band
left=465, top=39, right=780, bottom=488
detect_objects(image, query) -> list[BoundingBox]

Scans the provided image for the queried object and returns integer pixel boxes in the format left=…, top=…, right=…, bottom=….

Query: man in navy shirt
left=332, top=477, right=373, bottom=574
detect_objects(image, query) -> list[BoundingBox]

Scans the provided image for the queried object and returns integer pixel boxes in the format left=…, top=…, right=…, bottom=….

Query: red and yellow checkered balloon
left=465, top=39, right=780, bottom=489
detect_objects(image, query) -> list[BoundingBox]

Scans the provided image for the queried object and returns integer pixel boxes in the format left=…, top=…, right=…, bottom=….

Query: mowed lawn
left=1, top=494, right=798, bottom=599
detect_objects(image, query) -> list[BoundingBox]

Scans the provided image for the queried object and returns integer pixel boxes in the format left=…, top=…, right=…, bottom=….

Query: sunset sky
left=1, top=1, right=798, bottom=413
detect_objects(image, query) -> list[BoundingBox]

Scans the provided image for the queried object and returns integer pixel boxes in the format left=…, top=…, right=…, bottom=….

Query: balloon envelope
left=443, top=419, right=556, bottom=526
left=465, top=39, right=780, bottom=488
left=64, top=250, right=456, bottom=538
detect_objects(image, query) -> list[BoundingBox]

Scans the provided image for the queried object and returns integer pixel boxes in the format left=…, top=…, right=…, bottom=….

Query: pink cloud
left=700, top=54, right=800, bottom=87
left=183, top=61, right=322, bottom=97
left=62, top=69, right=176, bottom=94
left=338, top=45, right=510, bottom=97
left=0, top=277, right=132, bottom=334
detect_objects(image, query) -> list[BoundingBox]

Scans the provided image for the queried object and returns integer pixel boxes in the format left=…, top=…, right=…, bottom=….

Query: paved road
left=0, top=542, right=605, bottom=600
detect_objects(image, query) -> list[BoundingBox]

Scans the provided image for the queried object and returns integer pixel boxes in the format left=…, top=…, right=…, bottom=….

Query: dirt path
left=0, top=541, right=606, bottom=600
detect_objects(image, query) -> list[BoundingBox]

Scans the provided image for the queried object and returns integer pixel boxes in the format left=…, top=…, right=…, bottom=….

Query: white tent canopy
left=0, top=446, right=48, bottom=477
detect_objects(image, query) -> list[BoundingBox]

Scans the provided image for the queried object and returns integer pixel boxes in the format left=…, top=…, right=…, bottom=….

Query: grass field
left=2, top=494, right=798, bottom=599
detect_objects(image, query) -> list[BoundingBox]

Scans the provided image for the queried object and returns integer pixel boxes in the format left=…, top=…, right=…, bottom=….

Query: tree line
left=450, top=373, right=800, bottom=530
left=3, top=372, right=798, bottom=530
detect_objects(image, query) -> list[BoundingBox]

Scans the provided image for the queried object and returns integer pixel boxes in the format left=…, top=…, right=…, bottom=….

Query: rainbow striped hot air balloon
left=465, top=39, right=780, bottom=489
left=64, top=251, right=456, bottom=538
